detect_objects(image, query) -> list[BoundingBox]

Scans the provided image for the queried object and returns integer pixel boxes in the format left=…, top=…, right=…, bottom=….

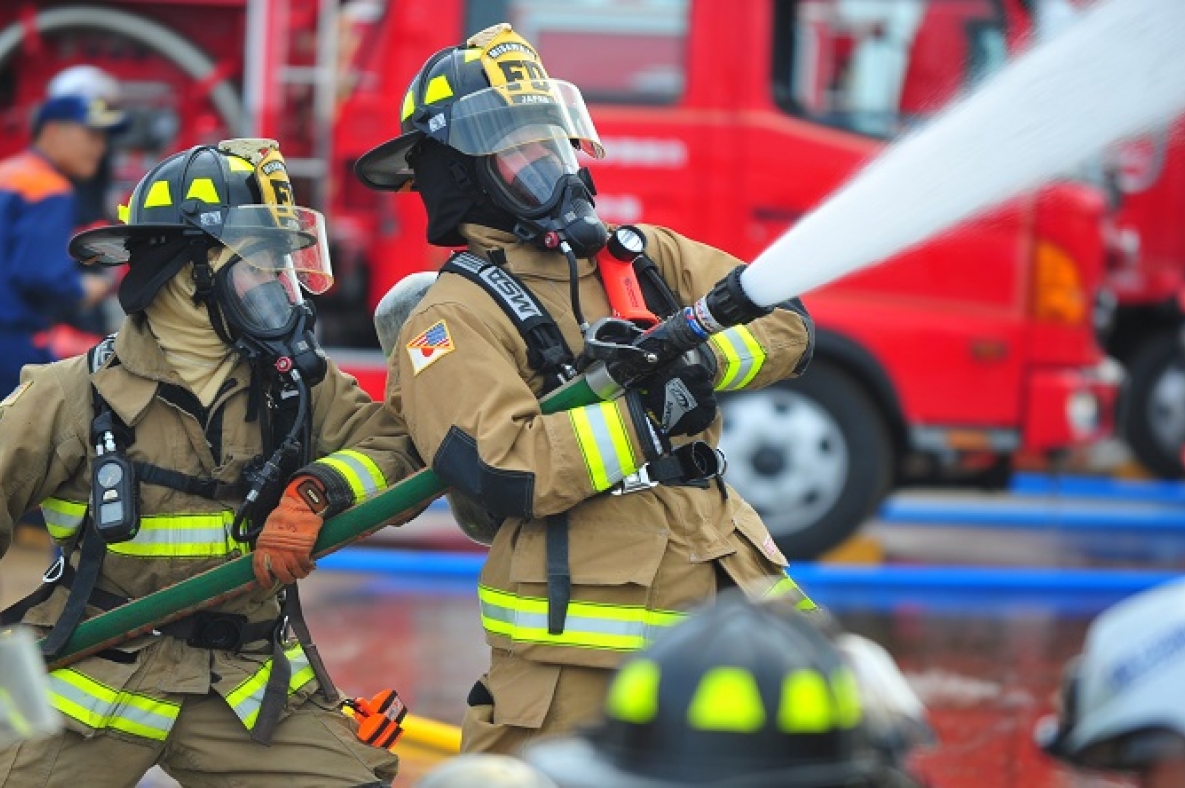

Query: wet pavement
left=5, top=476, right=1183, bottom=787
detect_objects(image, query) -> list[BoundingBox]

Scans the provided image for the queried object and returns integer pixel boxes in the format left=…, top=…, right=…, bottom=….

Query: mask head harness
left=354, top=23, right=609, bottom=258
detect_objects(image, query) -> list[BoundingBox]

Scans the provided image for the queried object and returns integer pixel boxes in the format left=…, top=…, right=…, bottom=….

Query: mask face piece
left=484, top=137, right=579, bottom=216
left=222, top=255, right=303, bottom=335
left=478, top=134, right=608, bottom=257
left=210, top=249, right=327, bottom=386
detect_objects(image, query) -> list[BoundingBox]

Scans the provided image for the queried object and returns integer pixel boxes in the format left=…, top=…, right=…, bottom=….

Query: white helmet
left=1036, top=578, right=1185, bottom=770
left=47, top=64, right=122, bottom=104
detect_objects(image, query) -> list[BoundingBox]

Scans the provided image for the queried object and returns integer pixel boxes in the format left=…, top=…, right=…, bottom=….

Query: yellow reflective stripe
left=710, top=326, right=766, bottom=391
left=478, top=585, right=685, bottom=651
left=831, top=667, right=863, bottom=728
left=49, top=669, right=180, bottom=741
left=185, top=177, right=220, bottom=203
left=606, top=659, right=661, bottom=724
left=226, top=155, right=254, bottom=172
left=226, top=643, right=314, bottom=730
left=315, top=450, right=386, bottom=504
left=767, top=575, right=818, bottom=612
left=41, top=497, right=87, bottom=540
left=688, top=667, right=767, bottom=732
left=143, top=180, right=172, bottom=208
left=400, top=89, right=416, bottom=121
left=424, top=75, right=454, bottom=104
left=778, top=670, right=833, bottom=733
left=107, top=511, right=237, bottom=558
left=568, top=401, right=639, bottom=492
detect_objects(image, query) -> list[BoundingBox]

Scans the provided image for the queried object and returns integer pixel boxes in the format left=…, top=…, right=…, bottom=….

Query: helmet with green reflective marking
left=354, top=22, right=603, bottom=193
left=69, top=138, right=332, bottom=313
left=523, top=595, right=906, bottom=788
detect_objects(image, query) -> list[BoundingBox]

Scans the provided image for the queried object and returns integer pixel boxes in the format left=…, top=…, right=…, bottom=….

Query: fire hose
left=37, top=267, right=768, bottom=669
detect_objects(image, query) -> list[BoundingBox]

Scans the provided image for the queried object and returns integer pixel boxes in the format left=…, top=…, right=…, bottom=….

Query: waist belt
left=613, top=440, right=725, bottom=495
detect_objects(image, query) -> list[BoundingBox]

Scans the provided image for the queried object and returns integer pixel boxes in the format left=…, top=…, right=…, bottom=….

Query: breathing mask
left=478, top=128, right=608, bottom=257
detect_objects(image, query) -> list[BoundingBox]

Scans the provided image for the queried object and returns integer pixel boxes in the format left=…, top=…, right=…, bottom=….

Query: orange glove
left=252, top=475, right=328, bottom=589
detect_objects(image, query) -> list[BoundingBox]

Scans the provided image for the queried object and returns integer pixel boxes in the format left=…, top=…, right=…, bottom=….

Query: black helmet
left=524, top=596, right=888, bottom=788
left=354, top=23, right=603, bottom=193
left=69, top=138, right=332, bottom=312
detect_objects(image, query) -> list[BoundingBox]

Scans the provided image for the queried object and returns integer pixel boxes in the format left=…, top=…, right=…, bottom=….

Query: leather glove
left=628, top=362, right=719, bottom=443
left=252, top=475, right=328, bottom=589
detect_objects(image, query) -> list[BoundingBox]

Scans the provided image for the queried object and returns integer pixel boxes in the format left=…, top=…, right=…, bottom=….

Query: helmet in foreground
left=524, top=595, right=894, bottom=788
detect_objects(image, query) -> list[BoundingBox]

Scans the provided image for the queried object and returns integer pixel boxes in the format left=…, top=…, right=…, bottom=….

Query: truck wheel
left=718, top=363, right=893, bottom=559
left=1119, top=331, right=1185, bottom=478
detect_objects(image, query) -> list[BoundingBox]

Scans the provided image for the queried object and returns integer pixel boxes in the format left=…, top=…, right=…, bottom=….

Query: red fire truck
left=0, top=0, right=1116, bottom=557
left=1090, top=120, right=1185, bottom=478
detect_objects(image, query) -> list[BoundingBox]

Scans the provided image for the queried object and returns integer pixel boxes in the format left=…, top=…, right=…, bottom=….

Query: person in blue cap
left=0, top=92, right=125, bottom=396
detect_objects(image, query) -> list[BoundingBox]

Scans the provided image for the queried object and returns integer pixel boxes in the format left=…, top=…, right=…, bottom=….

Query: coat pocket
left=726, top=489, right=788, bottom=567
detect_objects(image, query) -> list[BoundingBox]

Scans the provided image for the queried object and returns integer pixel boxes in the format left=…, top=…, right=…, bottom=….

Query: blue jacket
left=0, top=150, right=84, bottom=332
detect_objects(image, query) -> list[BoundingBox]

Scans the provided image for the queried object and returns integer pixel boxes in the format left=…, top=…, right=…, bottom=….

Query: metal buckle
left=612, top=465, right=658, bottom=496
left=42, top=555, right=65, bottom=584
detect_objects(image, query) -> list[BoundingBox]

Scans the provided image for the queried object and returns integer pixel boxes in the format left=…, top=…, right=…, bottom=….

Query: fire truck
left=0, top=0, right=1116, bottom=558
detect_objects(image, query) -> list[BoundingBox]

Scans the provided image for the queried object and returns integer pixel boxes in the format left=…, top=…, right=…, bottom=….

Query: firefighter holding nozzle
left=0, top=139, right=420, bottom=787
left=356, top=23, right=818, bottom=754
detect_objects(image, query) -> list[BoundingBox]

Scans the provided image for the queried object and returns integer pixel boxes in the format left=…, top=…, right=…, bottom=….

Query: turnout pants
left=0, top=691, right=398, bottom=788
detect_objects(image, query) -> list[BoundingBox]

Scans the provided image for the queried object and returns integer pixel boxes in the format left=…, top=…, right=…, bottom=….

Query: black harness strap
left=442, top=251, right=577, bottom=394
left=37, top=337, right=122, bottom=659
left=132, top=462, right=248, bottom=500
left=442, top=252, right=583, bottom=634
left=545, top=514, right=571, bottom=634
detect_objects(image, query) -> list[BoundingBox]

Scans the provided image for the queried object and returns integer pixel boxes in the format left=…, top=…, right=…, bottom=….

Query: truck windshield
left=466, top=0, right=690, bottom=105
left=773, top=0, right=1008, bottom=139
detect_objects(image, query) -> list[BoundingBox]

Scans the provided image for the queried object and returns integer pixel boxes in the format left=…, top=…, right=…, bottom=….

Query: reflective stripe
left=49, top=668, right=180, bottom=741
left=225, top=642, right=315, bottom=730
left=315, top=449, right=386, bottom=504
left=711, top=326, right=766, bottom=391
left=479, top=585, right=685, bottom=651
left=568, top=401, right=639, bottom=492
left=767, top=576, right=818, bottom=612
left=41, top=497, right=87, bottom=541
left=108, top=511, right=239, bottom=558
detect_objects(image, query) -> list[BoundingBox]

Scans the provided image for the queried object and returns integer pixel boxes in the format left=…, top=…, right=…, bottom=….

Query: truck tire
left=718, top=363, right=893, bottom=560
left=1119, top=330, right=1185, bottom=478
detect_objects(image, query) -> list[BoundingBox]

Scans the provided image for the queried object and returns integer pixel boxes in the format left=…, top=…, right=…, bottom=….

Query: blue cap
left=33, top=94, right=128, bottom=133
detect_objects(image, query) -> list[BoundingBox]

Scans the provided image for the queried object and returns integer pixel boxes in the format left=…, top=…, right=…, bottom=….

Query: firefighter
left=1036, top=578, right=1185, bottom=788
left=0, top=138, right=419, bottom=787
left=0, top=92, right=121, bottom=397
left=355, top=23, right=817, bottom=754
left=522, top=594, right=926, bottom=788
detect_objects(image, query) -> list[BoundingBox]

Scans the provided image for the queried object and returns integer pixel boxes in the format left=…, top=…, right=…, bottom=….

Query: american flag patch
left=406, top=320, right=455, bottom=375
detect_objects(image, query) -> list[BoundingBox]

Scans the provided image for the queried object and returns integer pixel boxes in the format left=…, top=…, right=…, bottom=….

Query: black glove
left=627, top=362, right=719, bottom=449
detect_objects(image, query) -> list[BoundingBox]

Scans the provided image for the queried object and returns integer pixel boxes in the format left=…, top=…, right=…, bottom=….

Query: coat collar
left=459, top=223, right=599, bottom=281
left=91, top=316, right=248, bottom=426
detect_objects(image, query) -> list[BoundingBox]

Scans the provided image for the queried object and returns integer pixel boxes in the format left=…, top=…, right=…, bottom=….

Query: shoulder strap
left=41, top=334, right=126, bottom=658
left=632, top=252, right=682, bottom=319
left=442, top=251, right=577, bottom=393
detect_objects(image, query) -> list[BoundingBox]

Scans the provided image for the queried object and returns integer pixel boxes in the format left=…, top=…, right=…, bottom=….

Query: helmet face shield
left=447, top=79, right=604, bottom=159
left=214, top=205, right=334, bottom=295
